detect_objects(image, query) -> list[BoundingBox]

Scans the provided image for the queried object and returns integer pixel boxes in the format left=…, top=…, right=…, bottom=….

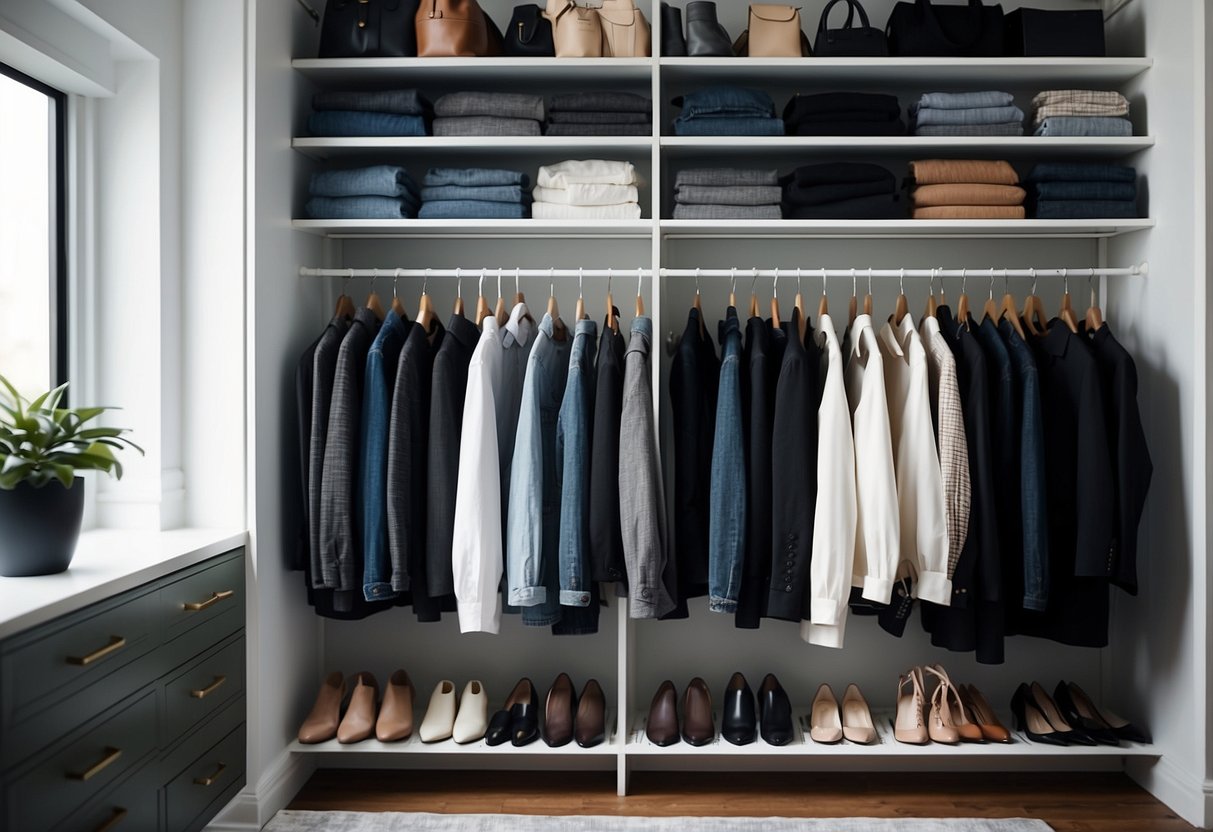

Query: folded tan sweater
left=913, top=205, right=1026, bottom=220
left=909, top=159, right=1019, bottom=186
left=911, top=183, right=1026, bottom=207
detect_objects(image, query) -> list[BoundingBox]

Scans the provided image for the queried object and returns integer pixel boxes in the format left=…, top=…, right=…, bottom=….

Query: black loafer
left=484, top=709, right=512, bottom=746
left=720, top=672, right=756, bottom=745
left=758, top=673, right=794, bottom=746
left=510, top=678, right=541, bottom=747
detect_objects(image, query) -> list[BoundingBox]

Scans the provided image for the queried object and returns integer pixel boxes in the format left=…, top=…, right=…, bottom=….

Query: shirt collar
left=504, top=302, right=533, bottom=348
left=1041, top=321, right=1071, bottom=357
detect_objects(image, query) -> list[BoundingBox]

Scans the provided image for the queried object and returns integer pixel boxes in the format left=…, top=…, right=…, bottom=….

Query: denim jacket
left=708, top=309, right=746, bottom=613
left=557, top=319, right=598, bottom=608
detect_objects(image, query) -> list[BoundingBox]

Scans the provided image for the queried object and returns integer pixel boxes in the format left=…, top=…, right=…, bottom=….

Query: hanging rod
left=300, top=263, right=1147, bottom=279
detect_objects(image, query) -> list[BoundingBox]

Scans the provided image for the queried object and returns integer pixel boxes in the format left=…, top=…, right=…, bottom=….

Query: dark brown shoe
left=646, top=680, right=680, bottom=746
left=544, top=672, right=577, bottom=747
left=682, top=677, right=715, bottom=746
left=575, top=679, right=607, bottom=748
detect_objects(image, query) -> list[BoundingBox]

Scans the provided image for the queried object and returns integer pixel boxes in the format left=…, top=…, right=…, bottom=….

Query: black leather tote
left=815, top=0, right=887, bottom=57
left=318, top=0, right=420, bottom=57
left=685, top=1, right=733, bottom=57
left=504, top=4, right=555, bottom=56
left=662, top=2, right=688, bottom=56
left=886, top=0, right=1004, bottom=57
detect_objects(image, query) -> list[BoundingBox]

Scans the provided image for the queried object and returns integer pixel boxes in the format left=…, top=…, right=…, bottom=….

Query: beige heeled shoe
left=927, top=665, right=983, bottom=743
left=453, top=680, right=489, bottom=744
left=841, top=683, right=877, bottom=745
left=297, top=671, right=345, bottom=744
left=337, top=671, right=379, bottom=744
left=922, top=666, right=962, bottom=744
left=375, top=670, right=414, bottom=742
left=809, top=684, right=843, bottom=744
left=894, top=667, right=929, bottom=745
left=419, top=680, right=458, bottom=743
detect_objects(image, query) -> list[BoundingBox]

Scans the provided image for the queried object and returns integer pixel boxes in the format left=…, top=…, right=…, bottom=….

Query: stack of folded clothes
left=1031, top=90, right=1132, bottom=137
left=431, top=92, right=544, bottom=137
left=545, top=91, right=652, bottom=137
left=672, top=87, right=784, bottom=136
left=781, top=163, right=902, bottom=219
left=782, top=92, right=904, bottom=136
left=1024, top=162, right=1138, bottom=219
left=532, top=160, right=641, bottom=220
left=309, top=89, right=430, bottom=137
left=419, top=168, right=530, bottom=219
left=305, top=165, right=419, bottom=219
left=907, top=159, right=1025, bottom=219
left=910, top=91, right=1024, bottom=137
left=672, top=168, right=781, bottom=219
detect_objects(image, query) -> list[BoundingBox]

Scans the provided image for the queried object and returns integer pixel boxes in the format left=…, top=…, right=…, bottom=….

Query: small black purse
left=504, top=4, right=555, bottom=56
left=318, top=0, right=420, bottom=57
left=814, top=0, right=888, bottom=57
left=886, top=0, right=1004, bottom=57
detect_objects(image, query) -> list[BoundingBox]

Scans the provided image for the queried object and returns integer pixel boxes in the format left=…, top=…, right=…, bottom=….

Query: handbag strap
left=914, top=0, right=988, bottom=50
left=546, top=0, right=575, bottom=25
left=818, top=0, right=864, bottom=34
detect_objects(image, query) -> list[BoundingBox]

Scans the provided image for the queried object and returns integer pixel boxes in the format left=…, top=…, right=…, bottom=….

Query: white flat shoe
left=418, top=680, right=457, bottom=743
left=453, top=680, right=489, bottom=744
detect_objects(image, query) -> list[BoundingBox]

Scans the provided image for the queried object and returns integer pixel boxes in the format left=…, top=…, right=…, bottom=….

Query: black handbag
left=1004, top=7, right=1104, bottom=57
left=318, top=0, right=420, bottom=57
left=815, top=0, right=887, bottom=57
left=504, top=4, right=555, bottom=56
left=886, top=0, right=1004, bottom=57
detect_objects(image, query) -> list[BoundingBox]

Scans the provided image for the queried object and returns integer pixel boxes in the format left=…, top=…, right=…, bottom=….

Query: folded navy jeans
left=312, top=89, right=430, bottom=115
left=673, top=117, right=784, bottom=136
left=672, top=87, right=775, bottom=119
left=1025, top=163, right=1136, bottom=183
left=424, top=168, right=529, bottom=188
left=308, top=111, right=427, bottom=137
left=310, top=165, right=418, bottom=199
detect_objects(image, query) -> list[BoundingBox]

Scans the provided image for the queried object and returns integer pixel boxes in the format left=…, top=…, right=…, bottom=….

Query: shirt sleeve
left=1074, top=357, right=1116, bottom=579
left=854, top=341, right=901, bottom=604
left=905, top=349, right=952, bottom=605
left=506, top=353, right=546, bottom=606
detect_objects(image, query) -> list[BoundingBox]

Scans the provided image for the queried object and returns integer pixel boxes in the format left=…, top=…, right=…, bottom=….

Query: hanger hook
left=515, top=267, right=521, bottom=296
left=347, top=267, right=355, bottom=289
left=796, top=266, right=802, bottom=294
left=496, top=267, right=503, bottom=299
left=637, top=266, right=643, bottom=298
left=928, top=267, right=935, bottom=297
left=867, top=267, right=873, bottom=296
left=1029, top=267, right=1037, bottom=296
left=1002, top=267, right=1009, bottom=296
left=607, top=267, right=613, bottom=296
left=773, top=269, right=779, bottom=299
left=694, top=267, right=701, bottom=295
left=393, top=268, right=401, bottom=299
left=851, top=267, right=857, bottom=296
left=1062, top=267, right=1069, bottom=293
left=477, top=269, right=483, bottom=298
left=988, top=267, right=995, bottom=299
left=961, top=267, right=967, bottom=294
left=578, top=266, right=584, bottom=299
left=423, top=267, right=430, bottom=296
left=821, top=266, right=828, bottom=296
left=750, top=266, right=759, bottom=294
left=456, top=268, right=462, bottom=299
left=899, top=267, right=905, bottom=295
left=731, top=267, right=738, bottom=296
left=371, top=267, right=379, bottom=290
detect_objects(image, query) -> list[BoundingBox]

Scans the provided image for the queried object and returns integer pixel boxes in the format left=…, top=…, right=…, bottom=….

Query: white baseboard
left=1127, top=756, right=1213, bottom=829
left=206, top=750, right=316, bottom=831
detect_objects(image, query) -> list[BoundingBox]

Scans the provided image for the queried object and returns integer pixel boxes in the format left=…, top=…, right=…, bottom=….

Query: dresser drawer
left=7, top=689, right=158, bottom=832
left=59, top=759, right=161, bottom=832
left=165, top=720, right=245, bottom=832
left=164, top=635, right=245, bottom=744
left=160, top=552, right=244, bottom=638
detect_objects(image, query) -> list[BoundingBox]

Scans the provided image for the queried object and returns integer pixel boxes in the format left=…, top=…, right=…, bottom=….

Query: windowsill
left=0, top=527, right=248, bottom=640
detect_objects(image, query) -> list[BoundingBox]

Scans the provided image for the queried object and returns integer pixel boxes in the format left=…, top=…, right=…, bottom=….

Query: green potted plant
left=0, top=375, right=142, bottom=576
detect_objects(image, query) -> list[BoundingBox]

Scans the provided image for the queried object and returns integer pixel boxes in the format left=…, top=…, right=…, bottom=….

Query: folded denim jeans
left=1031, top=199, right=1138, bottom=219
left=532, top=183, right=639, bottom=205
left=674, top=184, right=782, bottom=206
left=420, top=184, right=528, bottom=203
left=917, top=91, right=1015, bottom=110
left=547, top=111, right=652, bottom=124
left=782, top=193, right=903, bottom=220
left=911, top=105, right=1024, bottom=127
left=1025, top=163, right=1136, bottom=183
left=418, top=200, right=530, bottom=219
left=672, top=87, right=775, bottom=119
left=672, top=204, right=782, bottom=220
left=1031, top=180, right=1137, bottom=201
left=1033, top=117, right=1132, bottom=137
left=782, top=178, right=896, bottom=207
left=544, top=123, right=652, bottom=136
left=305, top=196, right=415, bottom=219
left=672, top=116, right=785, bottom=136
left=550, top=91, right=652, bottom=114
left=312, top=89, right=430, bottom=115
left=433, top=116, right=540, bottom=136
left=425, top=167, right=529, bottom=188
left=674, top=168, right=778, bottom=188
left=532, top=201, right=642, bottom=220
left=913, top=123, right=1024, bottom=136
left=310, top=165, right=419, bottom=199
left=308, top=111, right=428, bottom=137
left=433, top=91, right=545, bottom=121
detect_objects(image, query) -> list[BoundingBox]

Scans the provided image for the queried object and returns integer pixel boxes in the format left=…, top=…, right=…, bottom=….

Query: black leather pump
left=1011, top=683, right=1069, bottom=746
left=758, top=673, right=794, bottom=746
left=720, top=672, right=757, bottom=745
left=1055, top=680, right=1148, bottom=745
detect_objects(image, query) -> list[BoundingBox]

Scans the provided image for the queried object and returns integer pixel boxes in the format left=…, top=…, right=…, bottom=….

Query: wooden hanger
left=996, top=269, right=1026, bottom=340
left=1059, top=269, right=1080, bottom=333
left=606, top=268, right=618, bottom=333
left=923, top=268, right=937, bottom=319
left=937, top=267, right=948, bottom=308
left=1021, top=269, right=1047, bottom=337
left=574, top=267, right=587, bottom=323
left=957, top=268, right=971, bottom=328
left=793, top=271, right=807, bottom=343
left=514, top=268, right=535, bottom=325
left=818, top=267, right=829, bottom=319
left=548, top=281, right=568, bottom=341
left=335, top=272, right=356, bottom=319
left=416, top=270, right=435, bottom=333
left=980, top=269, right=998, bottom=325
left=692, top=269, right=706, bottom=335
left=770, top=271, right=782, bottom=328
left=635, top=268, right=645, bottom=318
left=475, top=270, right=492, bottom=325
left=1085, top=274, right=1104, bottom=332
left=365, top=279, right=385, bottom=322
left=748, top=268, right=760, bottom=319
left=863, top=267, right=873, bottom=317
left=494, top=269, right=508, bottom=326
left=892, top=268, right=909, bottom=325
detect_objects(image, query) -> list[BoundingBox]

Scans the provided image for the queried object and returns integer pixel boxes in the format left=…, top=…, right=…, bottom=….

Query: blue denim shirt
left=708, top=309, right=746, bottom=613
left=556, top=319, right=598, bottom=608
left=506, top=314, right=571, bottom=627
left=361, top=310, right=410, bottom=601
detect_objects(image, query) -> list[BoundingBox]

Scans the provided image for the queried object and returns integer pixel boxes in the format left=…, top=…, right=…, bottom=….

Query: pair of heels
left=297, top=670, right=414, bottom=744
left=808, top=684, right=876, bottom=745
left=418, top=679, right=489, bottom=744
left=488, top=675, right=607, bottom=748
left=895, top=665, right=1010, bottom=745
left=1011, top=681, right=1149, bottom=747
left=719, top=673, right=795, bottom=746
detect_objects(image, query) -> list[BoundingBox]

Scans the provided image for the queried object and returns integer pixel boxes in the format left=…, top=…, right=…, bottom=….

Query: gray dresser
left=0, top=547, right=246, bottom=832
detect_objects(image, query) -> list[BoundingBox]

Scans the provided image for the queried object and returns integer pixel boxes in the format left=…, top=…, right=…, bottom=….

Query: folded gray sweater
left=433, top=91, right=545, bottom=121
left=673, top=168, right=779, bottom=188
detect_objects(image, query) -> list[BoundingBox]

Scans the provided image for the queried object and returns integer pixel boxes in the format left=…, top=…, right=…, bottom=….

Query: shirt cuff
left=915, top=570, right=953, bottom=606
left=862, top=575, right=894, bottom=605
left=363, top=581, right=398, bottom=602
left=808, top=597, right=841, bottom=627
left=508, top=586, right=546, bottom=606
left=457, top=600, right=501, bottom=634
left=560, top=589, right=593, bottom=607
left=800, top=614, right=847, bottom=649
left=708, top=596, right=738, bottom=614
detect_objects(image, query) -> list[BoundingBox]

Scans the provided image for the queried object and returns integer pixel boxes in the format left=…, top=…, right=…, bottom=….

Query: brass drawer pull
left=183, top=589, right=234, bottom=611
left=69, top=747, right=122, bottom=781
left=95, top=807, right=128, bottom=832
left=193, top=762, right=227, bottom=787
left=67, top=636, right=126, bottom=666
left=190, top=675, right=228, bottom=699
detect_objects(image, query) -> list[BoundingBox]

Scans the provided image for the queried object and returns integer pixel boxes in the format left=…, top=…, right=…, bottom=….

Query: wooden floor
left=290, top=770, right=1194, bottom=831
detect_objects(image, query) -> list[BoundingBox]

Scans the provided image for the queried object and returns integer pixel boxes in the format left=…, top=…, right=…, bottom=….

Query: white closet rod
left=299, top=263, right=1148, bottom=279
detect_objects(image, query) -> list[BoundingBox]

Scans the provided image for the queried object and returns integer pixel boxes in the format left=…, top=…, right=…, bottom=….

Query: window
left=0, top=63, right=67, bottom=398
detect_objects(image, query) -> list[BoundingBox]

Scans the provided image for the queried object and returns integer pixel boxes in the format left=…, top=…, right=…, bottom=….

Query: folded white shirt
left=532, top=183, right=640, bottom=206
left=532, top=201, right=642, bottom=220
left=537, top=159, right=636, bottom=189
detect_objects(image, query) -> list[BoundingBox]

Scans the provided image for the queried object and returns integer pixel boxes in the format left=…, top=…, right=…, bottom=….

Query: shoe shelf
left=659, top=136, right=1155, bottom=159
left=291, top=57, right=655, bottom=85
left=291, top=219, right=656, bottom=239
left=658, top=219, right=1156, bottom=240
left=292, top=136, right=654, bottom=161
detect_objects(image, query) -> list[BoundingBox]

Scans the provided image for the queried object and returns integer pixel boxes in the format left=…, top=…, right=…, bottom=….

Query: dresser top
left=0, top=529, right=248, bottom=640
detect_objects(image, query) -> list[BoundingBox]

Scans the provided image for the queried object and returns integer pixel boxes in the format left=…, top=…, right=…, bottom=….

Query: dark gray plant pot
left=0, top=478, right=86, bottom=576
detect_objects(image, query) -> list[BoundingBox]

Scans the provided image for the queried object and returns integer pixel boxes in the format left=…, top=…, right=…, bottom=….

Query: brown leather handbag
left=416, top=0, right=503, bottom=56
left=734, top=4, right=809, bottom=56
left=599, top=0, right=651, bottom=57
left=545, top=0, right=604, bottom=57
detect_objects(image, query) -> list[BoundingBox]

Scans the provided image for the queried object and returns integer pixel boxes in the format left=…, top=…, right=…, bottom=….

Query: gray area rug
left=265, top=812, right=1052, bottom=831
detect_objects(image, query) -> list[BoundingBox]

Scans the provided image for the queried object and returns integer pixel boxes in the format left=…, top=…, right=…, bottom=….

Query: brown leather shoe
left=298, top=671, right=345, bottom=744
left=544, top=673, right=578, bottom=747
left=575, top=679, right=606, bottom=748
left=682, top=677, right=715, bottom=746
left=963, top=684, right=1012, bottom=743
left=375, top=670, right=414, bottom=742
left=646, top=680, right=679, bottom=746
left=337, top=671, right=378, bottom=744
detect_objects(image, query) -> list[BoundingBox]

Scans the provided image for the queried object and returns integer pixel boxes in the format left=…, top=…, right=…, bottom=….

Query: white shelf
left=659, top=219, right=1155, bottom=240
left=292, top=136, right=653, bottom=160
left=292, top=219, right=655, bottom=239
left=658, top=56, right=1153, bottom=87
left=292, top=57, right=654, bottom=85
left=660, top=136, right=1154, bottom=158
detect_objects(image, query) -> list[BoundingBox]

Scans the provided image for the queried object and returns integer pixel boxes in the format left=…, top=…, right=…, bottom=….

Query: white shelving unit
left=659, top=136, right=1155, bottom=157
left=293, top=136, right=655, bottom=160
